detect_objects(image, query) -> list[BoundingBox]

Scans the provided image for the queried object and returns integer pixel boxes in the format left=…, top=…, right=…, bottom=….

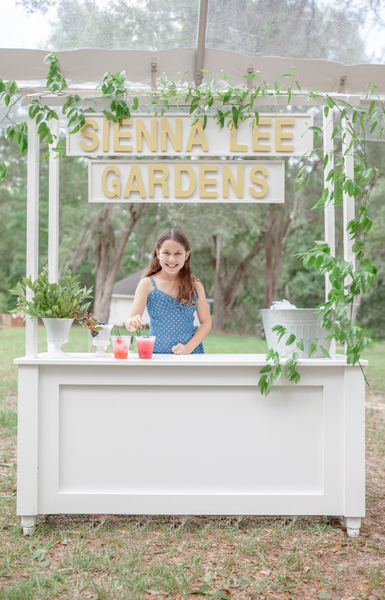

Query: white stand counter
left=15, top=353, right=365, bottom=537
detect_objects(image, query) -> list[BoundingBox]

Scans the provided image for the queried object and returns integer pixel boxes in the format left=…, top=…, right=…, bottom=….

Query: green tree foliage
left=358, top=277, right=385, bottom=339
left=356, top=161, right=385, bottom=338
left=0, top=129, right=48, bottom=311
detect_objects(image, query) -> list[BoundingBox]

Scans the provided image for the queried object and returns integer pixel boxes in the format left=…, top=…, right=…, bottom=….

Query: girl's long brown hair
left=143, top=229, right=200, bottom=305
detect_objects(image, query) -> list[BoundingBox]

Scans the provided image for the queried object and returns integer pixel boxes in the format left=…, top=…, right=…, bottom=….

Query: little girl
left=125, top=229, right=212, bottom=355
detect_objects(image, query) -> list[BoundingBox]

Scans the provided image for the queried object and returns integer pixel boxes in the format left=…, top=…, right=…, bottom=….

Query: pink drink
left=136, top=336, right=155, bottom=359
left=111, top=336, right=131, bottom=359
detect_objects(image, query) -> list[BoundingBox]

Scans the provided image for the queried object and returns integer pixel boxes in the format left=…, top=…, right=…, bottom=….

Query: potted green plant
left=8, top=268, right=101, bottom=357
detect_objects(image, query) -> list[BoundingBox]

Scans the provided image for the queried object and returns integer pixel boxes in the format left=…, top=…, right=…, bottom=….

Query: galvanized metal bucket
left=260, top=309, right=332, bottom=358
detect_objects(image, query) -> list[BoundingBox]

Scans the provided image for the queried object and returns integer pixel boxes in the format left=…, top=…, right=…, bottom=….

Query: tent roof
left=1, top=48, right=385, bottom=96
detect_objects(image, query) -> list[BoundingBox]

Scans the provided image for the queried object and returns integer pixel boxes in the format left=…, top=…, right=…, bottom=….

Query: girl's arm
left=125, top=278, right=152, bottom=331
left=172, top=281, right=212, bottom=355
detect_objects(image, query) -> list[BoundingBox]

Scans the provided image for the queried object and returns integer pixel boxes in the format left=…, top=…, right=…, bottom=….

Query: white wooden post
left=323, top=107, right=336, bottom=355
left=342, top=109, right=356, bottom=329
left=25, top=114, right=39, bottom=358
left=48, top=116, right=59, bottom=284
left=342, top=110, right=355, bottom=267
left=17, top=365, right=39, bottom=535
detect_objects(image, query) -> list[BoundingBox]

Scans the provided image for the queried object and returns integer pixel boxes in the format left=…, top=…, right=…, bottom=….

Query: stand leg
left=345, top=517, right=361, bottom=538
left=21, top=516, right=37, bottom=535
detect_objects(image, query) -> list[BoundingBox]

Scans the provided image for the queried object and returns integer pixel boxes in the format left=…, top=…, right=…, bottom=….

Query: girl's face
left=156, top=239, right=190, bottom=275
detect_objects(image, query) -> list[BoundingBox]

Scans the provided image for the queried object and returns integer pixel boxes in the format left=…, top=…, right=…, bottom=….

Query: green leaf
left=232, top=106, right=238, bottom=128
left=320, top=346, right=331, bottom=359
left=259, top=364, right=272, bottom=374
left=213, top=592, right=232, bottom=600
left=0, top=162, right=8, bottom=181
left=32, top=548, right=47, bottom=561
left=296, top=340, right=305, bottom=351
left=286, top=334, right=296, bottom=346
left=305, top=255, right=316, bottom=268
left=309, top=343, right=318, bottom=358
left=103, top=111, right=117, bottom=122
left=132, top=96, right=139, bottom=110
left=331, top=126, right=340, bottom=139
left=195, top=583, right=211, bottom=594
left=38, top=559, right=51, bottom=568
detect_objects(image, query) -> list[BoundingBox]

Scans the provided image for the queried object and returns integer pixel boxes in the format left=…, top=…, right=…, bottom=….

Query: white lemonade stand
left=10, top=50, right=367, bottom=538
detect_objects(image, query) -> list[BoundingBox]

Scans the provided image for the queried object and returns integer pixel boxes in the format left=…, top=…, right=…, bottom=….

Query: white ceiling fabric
left=1, top=48, right=384, bottom=95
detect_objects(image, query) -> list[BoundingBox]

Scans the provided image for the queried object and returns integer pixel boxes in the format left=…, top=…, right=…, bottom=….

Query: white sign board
left=88, top=160, right=285, bottom=204
left=67, top=113, right=313, bottom=158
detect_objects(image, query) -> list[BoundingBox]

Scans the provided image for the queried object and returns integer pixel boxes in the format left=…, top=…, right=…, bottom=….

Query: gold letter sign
left=68, top=114, right=313, bottom=157
left=68, top=114, right=313, bottom=204
left=89, top=160, right=285, bottom=204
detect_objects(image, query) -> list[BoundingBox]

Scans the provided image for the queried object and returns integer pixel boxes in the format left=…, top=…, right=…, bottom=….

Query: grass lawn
left=1, top=325, right=385, bottom=599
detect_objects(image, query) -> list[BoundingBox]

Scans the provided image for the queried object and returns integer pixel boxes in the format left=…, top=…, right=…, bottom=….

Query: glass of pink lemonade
left=136, top=336, right=156, bottom=359
left=111, top=336, right=131, bottom=359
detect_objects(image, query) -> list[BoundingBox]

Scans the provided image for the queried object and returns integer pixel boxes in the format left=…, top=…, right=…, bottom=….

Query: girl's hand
left=125, top=315, right=145, bottom=331
left=172, top=343, right=192, bottom=355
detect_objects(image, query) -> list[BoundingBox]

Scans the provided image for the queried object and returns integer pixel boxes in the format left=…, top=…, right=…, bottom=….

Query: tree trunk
left=93, top=203, right=145, bottom=322
left=59, top=206, right=107, bottom=280
left=211, top=232, right=264, bottom=332
left=263, top=200, right=297, bottom=307
left=212, top=234, right=227, bottom=332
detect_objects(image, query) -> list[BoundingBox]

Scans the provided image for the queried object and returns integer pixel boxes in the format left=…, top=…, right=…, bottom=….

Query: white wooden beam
left=48, top=117, right=59, bottom=284
left=25, top=114, right=39, bottom=358
left=21, top=92, right=364, bottom=109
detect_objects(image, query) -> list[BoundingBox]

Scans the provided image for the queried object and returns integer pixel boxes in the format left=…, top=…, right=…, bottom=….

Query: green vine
left=1, top=53, right=383, bottom=394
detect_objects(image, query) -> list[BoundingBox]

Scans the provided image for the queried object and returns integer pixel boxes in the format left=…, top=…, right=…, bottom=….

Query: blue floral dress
left=147, top=276, right=204, bottom=354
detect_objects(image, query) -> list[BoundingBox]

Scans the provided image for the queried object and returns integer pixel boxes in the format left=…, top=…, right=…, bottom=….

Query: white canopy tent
left=1, top=48, right=385, bottom=96
left=1, top=0, right=385, bottom=356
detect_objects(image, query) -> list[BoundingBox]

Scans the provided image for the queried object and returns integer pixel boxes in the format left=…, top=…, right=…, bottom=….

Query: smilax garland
left=1, top=53, right=383, bottom=394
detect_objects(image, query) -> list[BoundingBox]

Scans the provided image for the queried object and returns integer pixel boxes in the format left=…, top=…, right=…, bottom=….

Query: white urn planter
left=92, top=323, right=114, bottom=357
left=42, top=318, right=74, bottom=358
left=260, top=308, right=332, bottom=358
